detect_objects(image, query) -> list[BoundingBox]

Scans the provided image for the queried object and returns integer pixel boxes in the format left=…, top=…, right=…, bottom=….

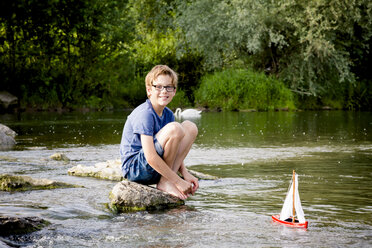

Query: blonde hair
left=145, top=65, right=178, bottom=88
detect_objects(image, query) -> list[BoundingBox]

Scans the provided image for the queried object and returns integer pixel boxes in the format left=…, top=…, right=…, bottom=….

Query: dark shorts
left=124, top=138, right=164, bottom=185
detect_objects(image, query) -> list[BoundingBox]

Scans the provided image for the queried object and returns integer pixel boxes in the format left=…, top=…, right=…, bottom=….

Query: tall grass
left=195, top=69, right=295, bottom=111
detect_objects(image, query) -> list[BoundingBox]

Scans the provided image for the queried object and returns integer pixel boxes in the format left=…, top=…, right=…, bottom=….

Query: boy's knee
left=182, top=120, right=198, bottom=138
left=167, top=122, right=185, bottom=139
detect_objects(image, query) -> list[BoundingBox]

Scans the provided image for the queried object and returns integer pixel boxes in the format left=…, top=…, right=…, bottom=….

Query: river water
left=0, top=110, right=371, bottom=247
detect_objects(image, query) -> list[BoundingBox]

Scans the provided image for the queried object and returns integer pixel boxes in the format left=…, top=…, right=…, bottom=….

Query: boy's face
left=147, top=74, right=176, bottom=109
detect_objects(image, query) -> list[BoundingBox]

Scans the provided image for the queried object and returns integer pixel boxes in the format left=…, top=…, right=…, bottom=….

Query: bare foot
left=157, top=179, right=187, bottom=200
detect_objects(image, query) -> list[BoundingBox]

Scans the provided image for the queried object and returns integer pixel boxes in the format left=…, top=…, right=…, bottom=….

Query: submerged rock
left=68, top=159, right=123, bottom=181
left=50, top=153, right=70, bottom=162
left=109, top=180, right=184, bottom=213
left=68, top=159, right=218, bottom=181
left=0, top=216, right=49, bottom=236
left=0, top=155, right=17, bottom=162
left=0, top=174, right=81, bottom=192
left=187, top=169, right=218, bottom=180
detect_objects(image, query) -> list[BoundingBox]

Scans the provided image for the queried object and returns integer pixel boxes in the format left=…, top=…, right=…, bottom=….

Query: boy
left=119, top=65, right=199, bottom=200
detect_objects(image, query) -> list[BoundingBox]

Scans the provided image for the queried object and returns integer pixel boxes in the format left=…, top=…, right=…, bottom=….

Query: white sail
left=279, top=174, right=306, bottom=223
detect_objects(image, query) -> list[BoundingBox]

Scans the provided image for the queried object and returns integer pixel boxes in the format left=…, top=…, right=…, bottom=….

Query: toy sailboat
left=272, top=170, right=308, bottom=228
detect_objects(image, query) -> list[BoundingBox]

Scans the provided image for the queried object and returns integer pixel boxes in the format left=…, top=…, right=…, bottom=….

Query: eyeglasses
left=152, top=85, right=176, bottom=92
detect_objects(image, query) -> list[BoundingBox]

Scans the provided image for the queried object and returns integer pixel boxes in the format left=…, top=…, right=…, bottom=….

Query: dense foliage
left=196, top=69, right=295, bottom=111
left=0, top=0, right=370, bottom=111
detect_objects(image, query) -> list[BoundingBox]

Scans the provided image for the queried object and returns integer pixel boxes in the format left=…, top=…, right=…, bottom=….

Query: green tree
left=125, top=0, right=204, bottom=106
left=0, top=0, right=134, bottom=109
left=176, top=0, right=372, bottom=100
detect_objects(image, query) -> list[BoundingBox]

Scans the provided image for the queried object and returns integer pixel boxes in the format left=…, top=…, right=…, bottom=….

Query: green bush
left=195, top=68, right=295, bottom=111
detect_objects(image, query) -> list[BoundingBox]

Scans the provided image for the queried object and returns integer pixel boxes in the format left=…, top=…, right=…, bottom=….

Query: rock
left=0, top=174, right=82, bottom=192
left=0, top=124, right=17, bottom=150
left=68, top=159, right=218, bottom=181
left=50, top=153, right=70, bottom=162
left=0, top=156, right=17, bottom=162
left=0, top=216, right=50, bottom=236
left=322, top=106, right=332, bottom=110
left=109, top=180, right=184, bottom=213
left=0, top=132, right=16, bottom=150
left=187, top=169, right=219, bottom=180
left=68, top=159, right=123, bottom=181
left=0, top=124, right=17, bottom=138
left=0, top=91, right=18, bottom=111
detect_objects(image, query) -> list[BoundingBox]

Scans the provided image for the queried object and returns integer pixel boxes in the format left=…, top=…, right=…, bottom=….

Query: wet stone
left=187, top=169, right=218, bottom=180
left=0, top=124, right=17, bottom=138
left=0, top=124, right=17, bottom=150
left=50, top=153, right=70, bottom=162
left=0, top=174, right=82, bottom=192
left=109, top=180, right=184, bottom=213
left=68, top=159, right=123, bottom=181
left=0, top=216, right=50, bottom=236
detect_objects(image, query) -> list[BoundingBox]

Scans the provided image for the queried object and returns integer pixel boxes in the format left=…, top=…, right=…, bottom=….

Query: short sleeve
left=130, top=108, right=154, bottom=136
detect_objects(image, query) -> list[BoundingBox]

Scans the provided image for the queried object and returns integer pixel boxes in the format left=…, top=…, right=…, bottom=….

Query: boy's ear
left=146, top=86, right=151, bottom=97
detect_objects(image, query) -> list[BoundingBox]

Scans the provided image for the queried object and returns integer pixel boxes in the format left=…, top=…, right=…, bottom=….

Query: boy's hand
left=175, top=178, right=193, bottom=197
left=182, top=170, right=199, bottom=195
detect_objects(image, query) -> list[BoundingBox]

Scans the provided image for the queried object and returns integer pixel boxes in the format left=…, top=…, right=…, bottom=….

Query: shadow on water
left=0, top=110, right=371, bottom=247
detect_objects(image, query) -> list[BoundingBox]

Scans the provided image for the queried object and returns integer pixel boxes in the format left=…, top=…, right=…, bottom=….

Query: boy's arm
left=141, top=134, right=192, bottom=195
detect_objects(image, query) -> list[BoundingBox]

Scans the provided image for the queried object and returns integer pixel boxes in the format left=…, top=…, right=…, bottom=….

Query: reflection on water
left=0, top=111, right=371, bottom=247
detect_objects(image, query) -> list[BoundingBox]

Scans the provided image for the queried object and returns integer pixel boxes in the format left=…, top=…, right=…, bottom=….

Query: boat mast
left=292, top=170, right=295, bottom=223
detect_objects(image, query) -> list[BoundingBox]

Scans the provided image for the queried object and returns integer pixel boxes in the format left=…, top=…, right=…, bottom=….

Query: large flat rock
left=68, top=159, right=123, bottom=181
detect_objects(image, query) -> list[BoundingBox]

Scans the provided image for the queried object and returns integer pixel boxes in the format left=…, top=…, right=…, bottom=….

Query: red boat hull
left=272, top=214, right=308, bottom=228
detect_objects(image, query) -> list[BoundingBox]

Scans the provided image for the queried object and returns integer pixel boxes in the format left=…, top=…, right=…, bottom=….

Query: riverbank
left=1, top=103, right=354, bottom=115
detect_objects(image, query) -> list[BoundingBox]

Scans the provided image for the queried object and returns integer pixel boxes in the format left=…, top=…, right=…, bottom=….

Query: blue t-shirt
left=120, top=99, right=175, bottom=176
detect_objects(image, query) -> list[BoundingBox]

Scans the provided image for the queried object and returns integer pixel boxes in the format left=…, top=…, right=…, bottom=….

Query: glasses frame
left=152, top=84, right=176, bottom=92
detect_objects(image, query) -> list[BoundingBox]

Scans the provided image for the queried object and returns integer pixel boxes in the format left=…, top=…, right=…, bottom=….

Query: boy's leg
left=171, top=121, right=198, bottom=170
left=155, top=121, right=198, bottom=195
